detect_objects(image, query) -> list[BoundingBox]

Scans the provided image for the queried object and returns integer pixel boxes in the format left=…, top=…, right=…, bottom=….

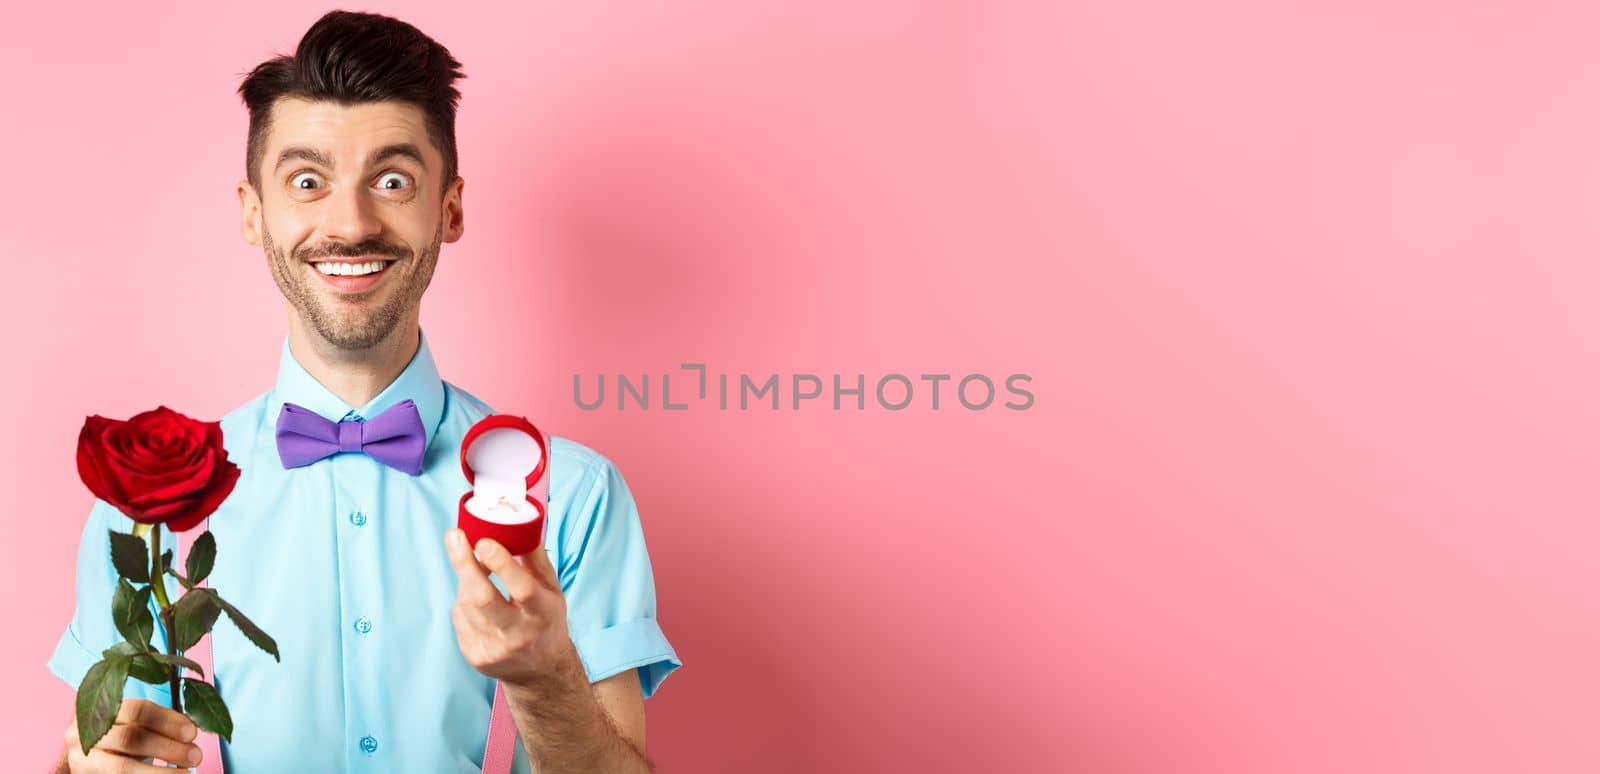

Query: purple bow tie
left=275, top=399, right=426, bottom=475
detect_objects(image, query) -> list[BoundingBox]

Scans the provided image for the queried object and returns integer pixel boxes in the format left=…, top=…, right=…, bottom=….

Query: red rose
left=75, top=406, right=241, bottom=532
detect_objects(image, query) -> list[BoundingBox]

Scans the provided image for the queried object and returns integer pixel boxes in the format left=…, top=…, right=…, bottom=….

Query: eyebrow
left=274, top=143, right=428, bottom=173
left=367, top=143, right=427, bottom=170
left=274, top=146, right=332, bottom=172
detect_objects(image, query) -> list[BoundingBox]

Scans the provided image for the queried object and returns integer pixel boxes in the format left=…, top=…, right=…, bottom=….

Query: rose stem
left=148, top=527, right=184, bottom=713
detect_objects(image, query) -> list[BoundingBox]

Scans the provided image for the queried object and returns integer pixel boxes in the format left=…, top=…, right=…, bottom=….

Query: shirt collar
left=266, top=329, right=448, bottom=453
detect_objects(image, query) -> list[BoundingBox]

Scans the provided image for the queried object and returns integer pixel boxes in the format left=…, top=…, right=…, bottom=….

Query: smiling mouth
left=312, top=258, right=396, bottom=276
left=307, top=256, right=400, bottom=294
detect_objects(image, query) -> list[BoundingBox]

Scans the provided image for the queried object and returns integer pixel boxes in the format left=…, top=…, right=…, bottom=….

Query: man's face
left=237, top=98, right=464, bottom=351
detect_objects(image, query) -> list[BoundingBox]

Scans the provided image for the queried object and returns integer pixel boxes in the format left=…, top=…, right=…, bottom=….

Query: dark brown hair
left=238, top=10, right=465, bottom=192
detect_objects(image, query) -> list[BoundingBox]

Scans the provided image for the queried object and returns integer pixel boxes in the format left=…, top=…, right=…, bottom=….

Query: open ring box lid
left=457, top=414, right=548, bottom=556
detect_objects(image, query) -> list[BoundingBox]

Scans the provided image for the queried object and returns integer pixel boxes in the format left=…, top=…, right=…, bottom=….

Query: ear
left=237, top=180, right=262, bottom=246
left=442, top=175, right=465, bottom=244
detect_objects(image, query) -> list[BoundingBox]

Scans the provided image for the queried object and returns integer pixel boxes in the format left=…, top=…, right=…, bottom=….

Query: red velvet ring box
left=457, top=414, right=548, bottom=556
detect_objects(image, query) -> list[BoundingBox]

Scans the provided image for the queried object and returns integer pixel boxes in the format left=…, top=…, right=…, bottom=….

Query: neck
left=286, top=312, right=420, bottom=409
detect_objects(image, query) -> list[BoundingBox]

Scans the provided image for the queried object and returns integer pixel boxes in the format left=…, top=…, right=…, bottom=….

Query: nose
left=320, top=183, right=383, bottom=244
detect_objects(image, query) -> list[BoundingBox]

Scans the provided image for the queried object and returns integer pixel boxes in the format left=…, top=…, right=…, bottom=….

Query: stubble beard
left=262, top=219, right=443, bottom=352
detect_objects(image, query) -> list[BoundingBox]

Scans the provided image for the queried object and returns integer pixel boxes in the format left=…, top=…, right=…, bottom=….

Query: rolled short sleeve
left=48, top=499, right=172, bottom=704
left=557, top=456, right=681, bottom=699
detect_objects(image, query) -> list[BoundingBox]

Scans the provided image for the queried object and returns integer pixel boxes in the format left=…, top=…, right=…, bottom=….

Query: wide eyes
left=286, top=170, right=415, bottom=195
left=290, top=171, right=323, bottom=190
left=376, top=171, right=412, bottom=191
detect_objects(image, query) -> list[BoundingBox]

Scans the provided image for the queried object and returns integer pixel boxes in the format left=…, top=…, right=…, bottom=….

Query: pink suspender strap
left=169, top=519, right=518, bottom=774
left=173, top=522, right=224, bottom=774
left=482, top=681, right=517, bottom=774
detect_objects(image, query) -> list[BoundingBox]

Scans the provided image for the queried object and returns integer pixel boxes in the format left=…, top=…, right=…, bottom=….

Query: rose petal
left=165, top=451, right=241, bottom=532
left=125, top=454, right=214, bottom=507
left=75, top=416, right=128, bottom=509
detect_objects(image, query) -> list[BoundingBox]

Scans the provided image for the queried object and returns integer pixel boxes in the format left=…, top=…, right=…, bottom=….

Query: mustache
left=296, top=240, right=410, bottom=262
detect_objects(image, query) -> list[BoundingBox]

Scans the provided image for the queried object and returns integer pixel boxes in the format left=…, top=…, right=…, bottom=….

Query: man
left=49, top=10, right=681, bottom=773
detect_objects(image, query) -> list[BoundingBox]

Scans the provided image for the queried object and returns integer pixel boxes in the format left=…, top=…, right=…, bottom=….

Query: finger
left=85, top=747, right=193, bottom=773
left=453, top=593, right=520, bottom=637
left=445, top=529, right=509, bottom=610
left=96, top=723, right=202, bottom=768
left=473, top=538, right=540, bottom=605
left=116, top=698, right=197, bottom=744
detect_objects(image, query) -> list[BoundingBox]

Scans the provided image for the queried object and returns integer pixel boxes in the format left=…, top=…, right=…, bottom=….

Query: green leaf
left=75, top=656, right=130, bottom=755
left=101, top=643, right=167, bottom=684
left=160, top=548, right=174, bottom=575
left=127, top=654, right=168, bottom=685
left=108, top=530, right=149, bottom=583
left=111, top=579, right=154, bottom=649
left=148, top=652, right=205, bottom=678
left=211, top=592, right=280, bottom=662
left=171, top=589, right=221, bottom=651
left=101, top=640, right=145, bottom=658
left=165, top=565, right=195, bottom=590
left=183, top=679, right=232, bottom=742
left=186, top=531, right=216, bottom=585
left=103, top=640, right=204, bottom=682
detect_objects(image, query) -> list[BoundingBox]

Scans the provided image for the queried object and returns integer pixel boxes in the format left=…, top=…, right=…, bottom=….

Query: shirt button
left=349, top=511, right=367, bottom=526
left=354, top=616, right=372, bottom=635
left=359, top=735, right=378, bottom=754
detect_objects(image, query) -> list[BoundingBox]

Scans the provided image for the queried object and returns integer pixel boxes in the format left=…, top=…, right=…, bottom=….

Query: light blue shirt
left=49, top=330, right=681, bottom=772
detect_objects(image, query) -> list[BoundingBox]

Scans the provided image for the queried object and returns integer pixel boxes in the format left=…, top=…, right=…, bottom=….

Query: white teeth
left=314, top=261, right=386, bottom=276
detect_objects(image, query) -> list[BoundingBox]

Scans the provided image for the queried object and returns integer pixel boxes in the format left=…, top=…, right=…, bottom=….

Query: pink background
left=4, top=2, right=1598, bottom=772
